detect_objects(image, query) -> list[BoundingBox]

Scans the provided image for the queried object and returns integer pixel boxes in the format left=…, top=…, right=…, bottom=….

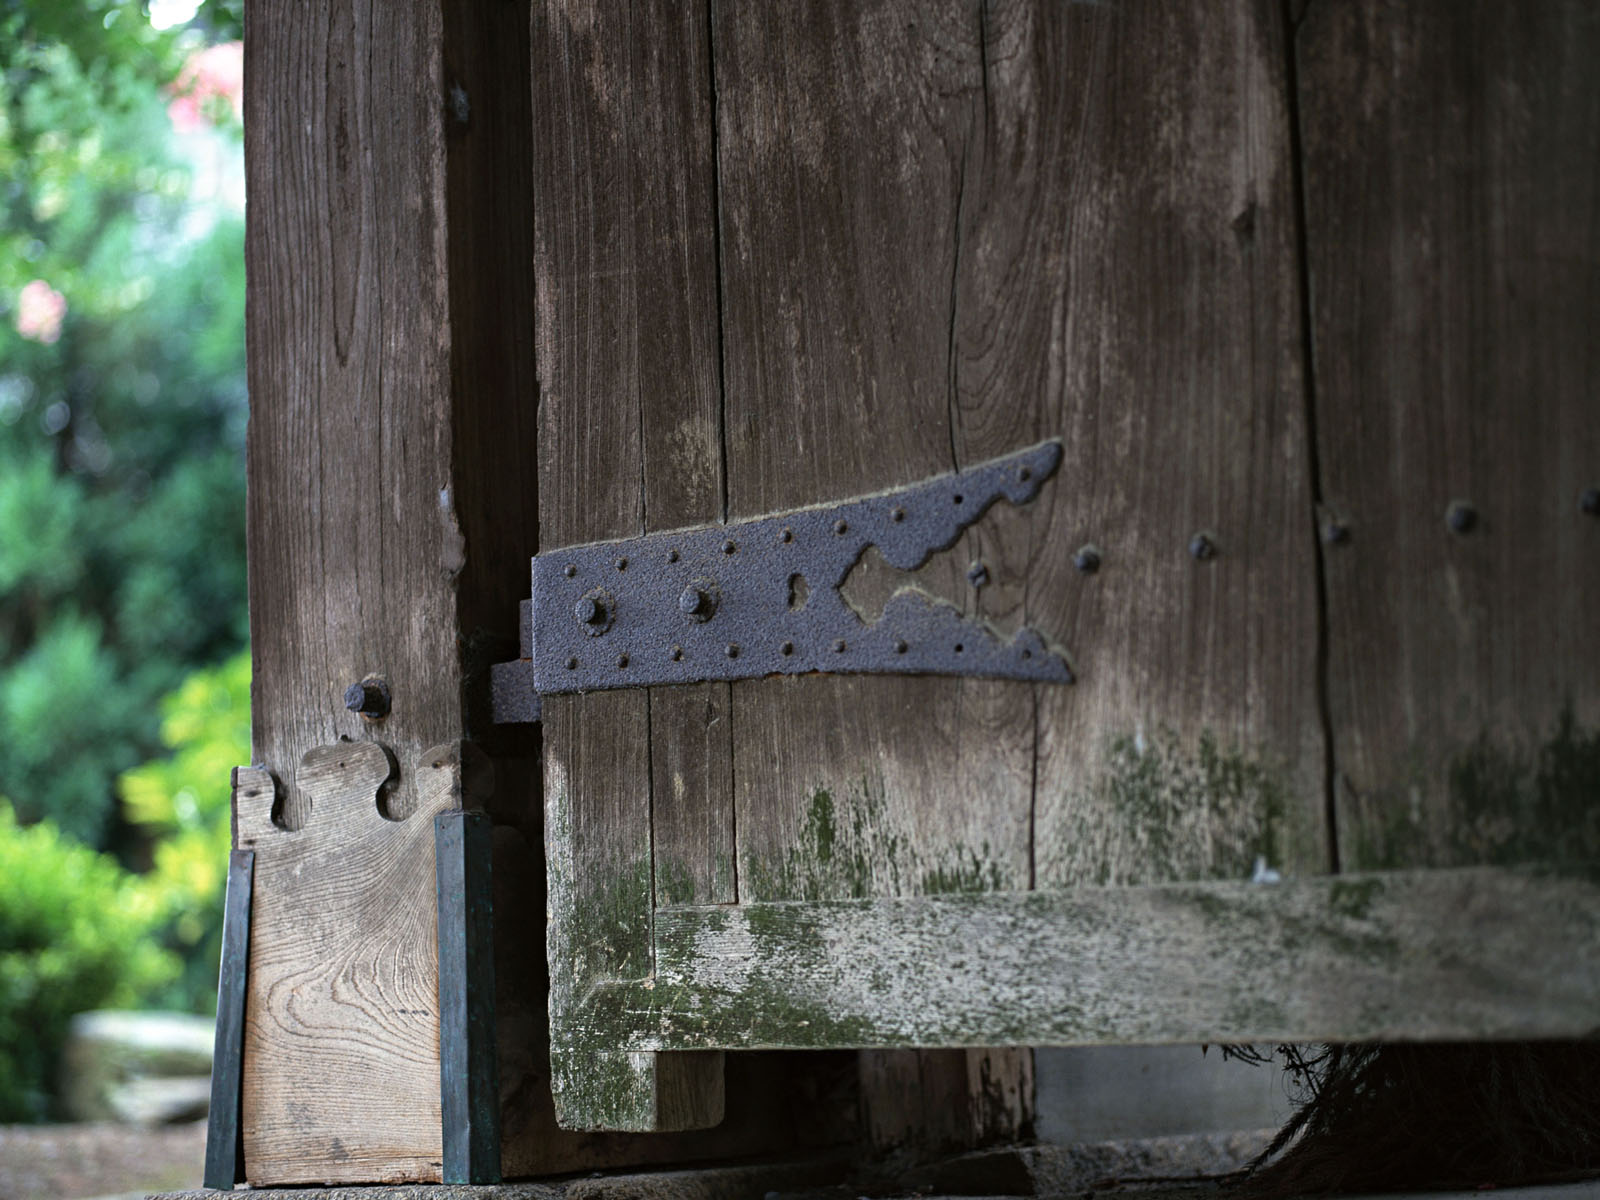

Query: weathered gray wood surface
left=238, top=744, right=464, bottom=1184
left=245, top=0, right=456, bottom=830
left=581, top=868, right=1600, bottom=1049
left=711, top=0, right=1035, bottom=1151
left=531, top=0, right=728, bottom=1133
left=1297, top=0, right=1600, bottom=871
left=533, top=0, right=1599, bottom=1130
left=245, top=0, right=855, bottom=1175
left=242, top=0, right=460, bottom=1181
left=1013, top=0, right=1326, bottom=888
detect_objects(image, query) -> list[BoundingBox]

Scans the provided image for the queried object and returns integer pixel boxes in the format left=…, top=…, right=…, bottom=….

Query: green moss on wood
left=1350, top=705, right=1600, bottom=870
left=744, top=776, right=1012, bottom=902
left=1063, top=727, right=1294, bottom=886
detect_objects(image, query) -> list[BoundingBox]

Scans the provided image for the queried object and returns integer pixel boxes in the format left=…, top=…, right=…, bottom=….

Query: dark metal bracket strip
left=492, top=439, right=1072, bottom=721
left=203, top=849, right=254, bottom=1190
left=436, top=810, right=502, bottom=1184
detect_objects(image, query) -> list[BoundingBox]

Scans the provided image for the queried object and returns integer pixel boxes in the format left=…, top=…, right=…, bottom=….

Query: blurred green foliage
left=119, top=649, right=249, bottom=1012
left=0, top=801, right=177, bottom=1122
left=0, top=2, right=250, bottom=1119
left=1, top=1, right=247, bottom=845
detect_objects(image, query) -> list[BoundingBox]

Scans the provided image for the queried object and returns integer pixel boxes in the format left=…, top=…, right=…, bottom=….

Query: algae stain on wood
left=1346, top=705, right=1600, bottom=870
left=744, top=777, right=1013, bottom=902
left=1049, top=727, right=1298, bottom=887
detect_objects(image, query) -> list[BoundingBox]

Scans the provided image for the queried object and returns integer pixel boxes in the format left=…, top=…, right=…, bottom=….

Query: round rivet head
left=779, top=527, right=793, bottom=543
left=344, top=678, right=390, bottom=720
left=834, top=519, right=849, bottom=536
left=890, top=507, right=906, bottom=522
left=1580, top=487, right=1600, bottom=516
left=832, top=638, right=846, bottom=653
left=723, top=539, right=737, bottom=555
left=1073, top=544, right=1102, bottom=574
left=725, top=644, right=739, bottom=659
left=1189, top=532, right=1218, bottom=561
left=780, top=641, right=794, bottom=656
left=894, top=639, right=908, bottom=654
left=967, top=561, right=989, bottom=589
left=563, top=563, right=577, bottom=578
left=1446, top=501, right=1478, bottom=534
left=574, top=588, right=614, bottom=635
left=565, top=657, right=578, bottom=670
left=616, top=653, right=629, bottom=668
left=615, top=556, right=628, bottom=571
left=667, top=548, right=679, bottom=563
left=670, top=646, right=683, bottom=661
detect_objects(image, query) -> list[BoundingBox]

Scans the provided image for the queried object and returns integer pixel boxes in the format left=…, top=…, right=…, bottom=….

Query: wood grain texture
left=1296, top=0, right=1600, bottom=870
left=712, top=0, right=1034, bottom=1151
left=531, top=0, right=725, bottom=1132
left=985, top=0, right=1327, bottom=890
left=244, top=0, right=457, bottom=827
left=239, top=742, right=469, bottom=1184
left=582, top=868, right=1600, bottom=1049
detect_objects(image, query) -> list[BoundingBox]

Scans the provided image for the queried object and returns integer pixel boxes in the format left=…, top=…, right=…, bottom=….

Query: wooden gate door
left=528, top=0, right=1600, bottom=1132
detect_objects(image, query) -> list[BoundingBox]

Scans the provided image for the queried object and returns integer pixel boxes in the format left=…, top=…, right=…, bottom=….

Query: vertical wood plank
left=1015, top=0, right=1328, bottom=888
left=245, top=0, right=457, bottom=828
left=532, top=0, right=724, bottom=1132
left=713, top=0, right=1034, bottom=1153
left=1297, top=1, right=1600, bottom=869
left=242, top=0, right=458, bottom=1182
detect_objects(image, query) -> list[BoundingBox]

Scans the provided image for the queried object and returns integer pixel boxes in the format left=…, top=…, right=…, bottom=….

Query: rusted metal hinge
left=491, top=440, right=1073, bottom=724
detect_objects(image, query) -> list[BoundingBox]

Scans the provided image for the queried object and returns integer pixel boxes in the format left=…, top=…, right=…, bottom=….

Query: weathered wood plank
left=995, top=0, right=1327, bottom=889
left=245, top=0, right=458, bottom=830
left=1296, top=0, right=1600, bottom=870
left=531, top=0, right=724, bottom=1132
left=587, top=868, right=1600, bottom=1049
left=239, top=743, right=467, bottom=1184
left=712, top=0, right=1034, bottom=1150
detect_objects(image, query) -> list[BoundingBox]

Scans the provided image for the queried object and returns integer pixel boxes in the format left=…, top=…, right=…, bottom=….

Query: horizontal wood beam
left=567, top=867, right=1600, bottom=1050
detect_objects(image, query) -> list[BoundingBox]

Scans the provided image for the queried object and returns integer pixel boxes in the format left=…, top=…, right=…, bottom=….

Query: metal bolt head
left=616, top=653, right=628, bottom=668
left=1580, top=487, right=1600, bottom=516
left=722, top=539, right=737, bottom=555
left=679, top=580, right=717, bottom=623
left=894, top=639, right=908, bottom=654
left=1446, top=501, right=1478, bottom=534
left=1189, top=532, right=1218, bottom=561
left=1072, top=544, right=1101, bottom=574
left=563, top=563, right=577, bottom=578
left=725, top=644, right=739, bottom=659
left=833, top=519, right=849, bottom=536
left=832, top=638, right=846, bottom=653
left=966, top=561, right=990, bottom=588
left=343, top=678, right=390, bottom=720
left=574, top=588, right=614, bottom=635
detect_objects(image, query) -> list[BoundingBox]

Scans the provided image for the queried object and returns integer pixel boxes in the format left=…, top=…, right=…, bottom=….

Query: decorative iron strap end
left=491, top=439, right=1073, bottom=723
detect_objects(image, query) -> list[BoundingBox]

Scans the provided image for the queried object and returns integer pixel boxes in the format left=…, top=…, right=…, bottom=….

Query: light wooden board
left=531, top=0, right=726, bottom=1132
left=1296, top=0, right=1600, bottom=871
left=239, top=743, right=466, bottom=1184
left=579, top=867, right=1600, bottom=1049
left=711, top=0, right=1035, bottom=1151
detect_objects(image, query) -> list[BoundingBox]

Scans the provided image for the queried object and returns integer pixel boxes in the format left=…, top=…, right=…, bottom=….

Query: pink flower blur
left=167, top=41, right=244, bottom=134
left=16, top=280, right=67, bottom=345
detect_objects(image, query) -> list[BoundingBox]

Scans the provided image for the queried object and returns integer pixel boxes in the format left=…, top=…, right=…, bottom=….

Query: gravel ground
left=0, top=1119, right=205, bottom=1200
